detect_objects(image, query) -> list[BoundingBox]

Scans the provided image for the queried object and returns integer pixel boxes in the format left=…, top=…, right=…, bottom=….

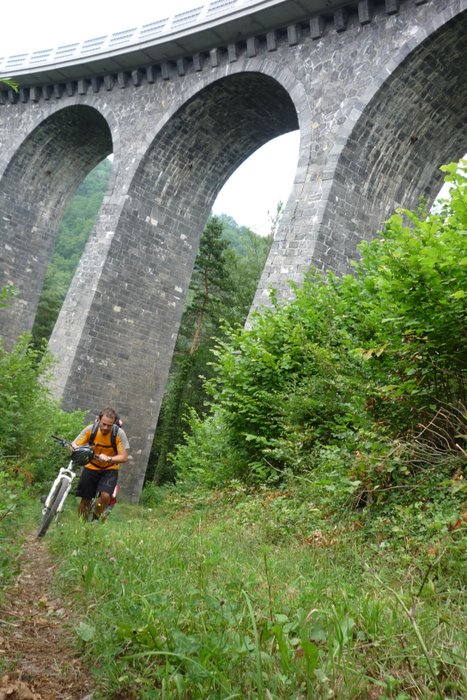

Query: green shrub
left=172, top=161, right=466, bottom=505
left=0, top=330, right=85, bottom=484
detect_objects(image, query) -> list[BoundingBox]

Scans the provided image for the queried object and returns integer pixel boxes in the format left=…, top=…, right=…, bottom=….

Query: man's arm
left=71, top=426, right=91, bottom=450
left=108, top=446, right=128, bottom=466
left=110, top=429, right=129, bottom=465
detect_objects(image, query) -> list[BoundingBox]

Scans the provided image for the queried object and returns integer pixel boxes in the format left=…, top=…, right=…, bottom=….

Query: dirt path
left=0, top=533, right=95, bottom=700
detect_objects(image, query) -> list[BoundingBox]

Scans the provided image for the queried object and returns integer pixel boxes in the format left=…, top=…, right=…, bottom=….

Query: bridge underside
left=47, top=73, right=298, bottom=500
left=252, top=8, right=467, bottom=311
left=0, top=107, right=112, bottom=342
left=319, top=10, right=467, bottom=274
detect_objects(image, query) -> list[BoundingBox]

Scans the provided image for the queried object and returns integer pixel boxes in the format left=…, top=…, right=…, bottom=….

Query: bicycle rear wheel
left=36, top=478, right=69, bottom=538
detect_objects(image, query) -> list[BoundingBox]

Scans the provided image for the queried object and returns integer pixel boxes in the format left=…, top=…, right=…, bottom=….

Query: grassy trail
left=34, top=486, right=467, bottom=699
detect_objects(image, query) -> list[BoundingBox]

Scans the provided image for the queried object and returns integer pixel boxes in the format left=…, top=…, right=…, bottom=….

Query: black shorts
left=75, top=467, right=119, bottom=500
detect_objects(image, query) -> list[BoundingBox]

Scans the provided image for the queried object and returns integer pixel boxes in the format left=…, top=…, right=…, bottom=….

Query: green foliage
left=0, top=284, right=17, bottom=308
left=0, top=469, right=31, bottom=599
left=0, top=334, right=55, bottom=458
left=0, top=328, right=86, bottom=483
left=0, top=77, right=19, bottom=92
left=171, top=407, right=237, bottom=486
left=346, top=164, right=466, bottom=428
left=148, top=215, right=272, bottom=484
left=44, top=485, right=466, bottom=699
left=174, top=270, right=370, bottom=484
left=173, top=162, right=467, bottom=511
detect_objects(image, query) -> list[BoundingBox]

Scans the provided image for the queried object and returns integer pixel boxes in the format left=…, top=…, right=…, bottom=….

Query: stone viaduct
left=0, top=0, right=465, bottom=501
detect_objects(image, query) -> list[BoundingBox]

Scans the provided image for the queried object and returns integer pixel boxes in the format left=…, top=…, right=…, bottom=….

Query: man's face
left=99, top=415, right=114, bottom=435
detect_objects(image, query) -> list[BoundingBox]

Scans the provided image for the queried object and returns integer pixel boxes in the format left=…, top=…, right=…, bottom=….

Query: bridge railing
left=0, top=0, right=269, bottom=75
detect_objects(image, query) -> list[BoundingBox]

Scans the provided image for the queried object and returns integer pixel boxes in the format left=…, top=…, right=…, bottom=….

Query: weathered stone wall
left=0, top=0, right=465, bottom=501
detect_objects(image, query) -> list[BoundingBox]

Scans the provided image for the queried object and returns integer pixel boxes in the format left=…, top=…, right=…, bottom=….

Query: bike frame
left=41, top=460, right=77, bottom=516
left=37, top=435, right=94, bottom=537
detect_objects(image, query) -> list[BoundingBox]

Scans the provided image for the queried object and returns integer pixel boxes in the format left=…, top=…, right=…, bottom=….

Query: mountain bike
left=36, top=435, right=94, bottom=538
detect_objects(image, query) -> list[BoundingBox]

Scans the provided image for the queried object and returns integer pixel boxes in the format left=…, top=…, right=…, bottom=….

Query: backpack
left=89, top=414, right=121, bottom=455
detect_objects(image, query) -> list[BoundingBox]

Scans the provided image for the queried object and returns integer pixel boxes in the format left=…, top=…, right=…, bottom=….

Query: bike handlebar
left=51, top=435, right=72, bottom=448
left=51, top=435, right=95, bottom=466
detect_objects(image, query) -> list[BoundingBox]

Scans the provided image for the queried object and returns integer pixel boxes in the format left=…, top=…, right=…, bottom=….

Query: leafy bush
left=173, top=407, right=239, bottom=486
left=0, top=468, right=29, bottom=598
left=346, top=162, right=466, bottom=431
left=0, top=330, right=86, bottom=484
left=172, top=161, right=467, bottom=508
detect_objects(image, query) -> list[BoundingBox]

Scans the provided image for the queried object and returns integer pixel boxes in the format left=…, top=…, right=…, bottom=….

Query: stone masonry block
left=358, top=0, right=373, bottom=24
left=104, top=75, right=114, bottom=90
left=131, top=70, right=143, bottom=86
left=117, top=72, right=129, bottom=88
left=310, top=15, right=325, bottom=39
left=267, top=30, right=278, bottom=51
left=228, top=43, right=238, bottom=62
left=287, top=24, right=301, bottom=46
left=77, top=79, right=89, bottom=95
left=192, top=53, right=203, bottom=71
left=53, top=84, right=64, bottom=98
left=334, top=8, right=348, bottom=33
left=209, top=48, right=220, bottom=67
left=146, top=65, right=157, bottom=83
left=177, top=58, right=187, bottom=76
left=385, top=0, right=400, bottom=14
left=246, top=37, right=259, bottom=57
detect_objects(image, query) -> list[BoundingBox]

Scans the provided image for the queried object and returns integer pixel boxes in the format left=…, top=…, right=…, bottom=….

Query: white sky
left=1, top=0, right=299, bottom=236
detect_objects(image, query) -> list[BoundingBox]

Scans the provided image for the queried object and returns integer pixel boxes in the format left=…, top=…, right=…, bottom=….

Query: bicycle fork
left=42, top=464, right=75, bottom=515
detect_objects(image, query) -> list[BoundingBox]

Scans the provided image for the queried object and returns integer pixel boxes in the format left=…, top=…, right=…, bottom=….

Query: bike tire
left=36, top=478, right=69, bottom=538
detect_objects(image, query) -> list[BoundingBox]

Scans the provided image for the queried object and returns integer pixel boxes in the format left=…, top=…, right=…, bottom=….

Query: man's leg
left=93, top=471, right=118, bottom=521
left=93, top=491, right=111, bottom=520
left=76, top=468, right=98, bottom=520
left=78, top=498, right=92, bottom=519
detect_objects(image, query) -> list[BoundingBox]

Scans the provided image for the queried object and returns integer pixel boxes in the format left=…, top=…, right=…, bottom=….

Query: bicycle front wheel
left=36, top=478, right=70, bottom=538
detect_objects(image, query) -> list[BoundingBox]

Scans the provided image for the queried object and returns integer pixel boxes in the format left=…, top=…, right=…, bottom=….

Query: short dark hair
left=99, top=407, right=117, bottom=422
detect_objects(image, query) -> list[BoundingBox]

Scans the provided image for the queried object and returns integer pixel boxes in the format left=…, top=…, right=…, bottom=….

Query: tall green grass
left=43, top=483, right=466, bottom=699
left=0, top=469, right=35, bottom=602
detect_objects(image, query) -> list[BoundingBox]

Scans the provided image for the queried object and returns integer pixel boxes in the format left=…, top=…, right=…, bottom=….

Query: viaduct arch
left=0, top=0, right=465, bottom=501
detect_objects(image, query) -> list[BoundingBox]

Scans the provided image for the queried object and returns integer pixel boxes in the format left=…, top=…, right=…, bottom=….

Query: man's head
left=99, top=407, right=117, bottom=435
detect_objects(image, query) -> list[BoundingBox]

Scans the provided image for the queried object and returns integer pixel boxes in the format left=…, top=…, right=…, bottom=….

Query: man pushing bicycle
left=72, top=407, right=130, bottom=521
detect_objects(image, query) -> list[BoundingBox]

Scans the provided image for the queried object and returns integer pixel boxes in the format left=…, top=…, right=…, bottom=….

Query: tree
left=149, top=216, right=272, bottom=484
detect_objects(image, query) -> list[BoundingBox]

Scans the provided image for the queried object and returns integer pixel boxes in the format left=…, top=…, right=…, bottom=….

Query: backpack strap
left=89, top=420, right=99, bottom=446
left=89, top=419, right=119, bottom=455
left=110, top=423, right=118, bottom=454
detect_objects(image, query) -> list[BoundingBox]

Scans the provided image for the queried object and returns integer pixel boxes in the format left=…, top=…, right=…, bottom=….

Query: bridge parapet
left=1, top=0, right=431, bottom=103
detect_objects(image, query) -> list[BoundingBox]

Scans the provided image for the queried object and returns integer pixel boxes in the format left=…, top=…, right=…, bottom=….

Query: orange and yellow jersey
left=74, top=424, right=129, bottom=471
